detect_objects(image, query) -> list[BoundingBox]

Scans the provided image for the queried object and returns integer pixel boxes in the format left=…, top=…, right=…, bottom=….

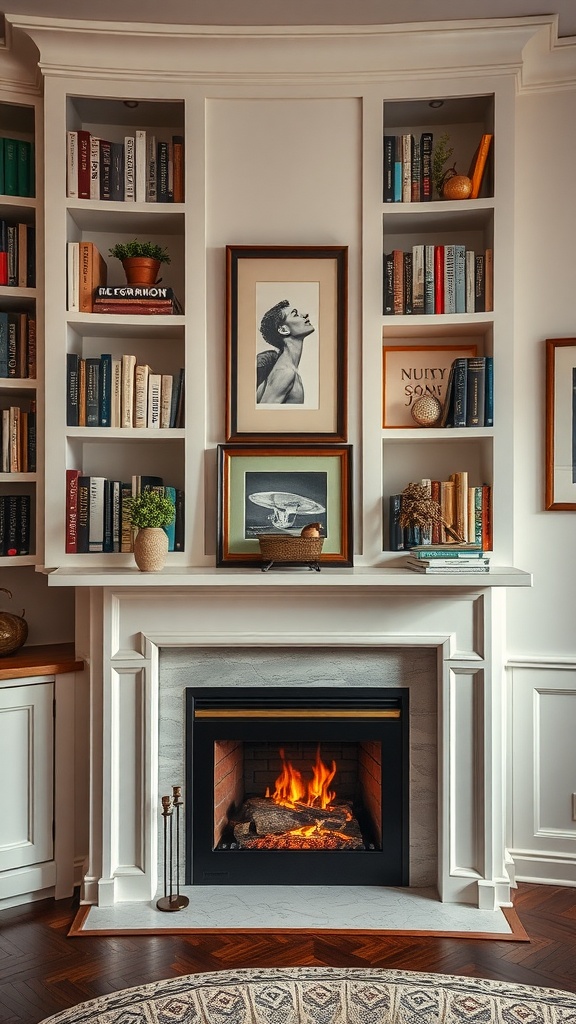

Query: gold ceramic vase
left=133, top=528, right=169, bottom=572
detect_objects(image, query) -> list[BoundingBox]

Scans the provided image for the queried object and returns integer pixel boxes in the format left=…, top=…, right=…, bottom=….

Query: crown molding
left=3, top=13, right=573, bottom=90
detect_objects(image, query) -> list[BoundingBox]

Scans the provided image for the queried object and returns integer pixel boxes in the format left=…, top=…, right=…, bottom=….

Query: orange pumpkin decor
left=442, top=173, right=473, bottom=200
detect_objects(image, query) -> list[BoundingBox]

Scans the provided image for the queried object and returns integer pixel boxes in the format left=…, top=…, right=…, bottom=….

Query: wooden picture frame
left=217, top=443, right=353, bottom=567
left=382, top=343, right=478, bottom=428
left=225, top=245, right=348, bottom=442
left=545, top=338, right=576, bottom=510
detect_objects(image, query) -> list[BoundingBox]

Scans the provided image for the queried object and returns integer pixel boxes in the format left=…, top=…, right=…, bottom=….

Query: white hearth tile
left=79, top=885, right=512, bottom=934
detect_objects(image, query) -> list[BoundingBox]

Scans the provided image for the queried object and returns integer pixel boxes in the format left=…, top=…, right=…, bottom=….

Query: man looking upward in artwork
left=256, top=299, right=315, bottom=404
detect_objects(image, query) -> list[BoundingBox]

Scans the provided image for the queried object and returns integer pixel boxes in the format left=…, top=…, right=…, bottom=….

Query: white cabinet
left=0, top=678, right=54, bottom=900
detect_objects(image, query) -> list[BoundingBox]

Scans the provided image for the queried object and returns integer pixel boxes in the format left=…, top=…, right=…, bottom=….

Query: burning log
left=232, top=796, right=365, bottom=850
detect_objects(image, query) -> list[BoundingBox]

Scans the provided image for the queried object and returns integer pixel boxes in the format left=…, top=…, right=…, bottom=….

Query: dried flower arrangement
left=398, top=481, right=463, bottom=543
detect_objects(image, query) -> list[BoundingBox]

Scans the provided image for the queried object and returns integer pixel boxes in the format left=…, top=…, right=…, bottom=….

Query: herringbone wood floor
left=0, top=883, right=575, bottom=1024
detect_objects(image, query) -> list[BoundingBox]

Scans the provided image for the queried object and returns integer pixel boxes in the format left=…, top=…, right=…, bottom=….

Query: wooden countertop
left=0, top=642, right=84, bottom=680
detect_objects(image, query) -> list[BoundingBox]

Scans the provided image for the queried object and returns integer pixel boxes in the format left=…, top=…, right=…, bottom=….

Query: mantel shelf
left=46, top=565, right=532, bottom=588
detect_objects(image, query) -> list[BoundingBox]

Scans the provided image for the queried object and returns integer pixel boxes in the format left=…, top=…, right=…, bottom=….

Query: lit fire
left=266, top=746, right=337, bottom=810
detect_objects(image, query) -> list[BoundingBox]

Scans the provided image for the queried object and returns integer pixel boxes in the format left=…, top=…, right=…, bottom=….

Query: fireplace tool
left=156, top=785, right=189, bottom=911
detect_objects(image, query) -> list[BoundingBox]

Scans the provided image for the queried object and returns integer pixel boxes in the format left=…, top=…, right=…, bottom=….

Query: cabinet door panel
left=0, top=682, right=54, bottom=871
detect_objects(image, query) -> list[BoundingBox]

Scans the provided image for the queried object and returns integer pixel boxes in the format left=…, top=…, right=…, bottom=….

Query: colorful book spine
left=484, top=356, right=494, bottom=427
left=65, top=468, right=80, bottom=553
left=383, top=135, right=395, bottom=202
left=451, top=358, right=468, bottom=428
left=466, top=357, right=486, bottom=427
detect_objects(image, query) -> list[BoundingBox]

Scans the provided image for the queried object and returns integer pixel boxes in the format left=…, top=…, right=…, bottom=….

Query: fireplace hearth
left=185, top=686, right=409, bottom=886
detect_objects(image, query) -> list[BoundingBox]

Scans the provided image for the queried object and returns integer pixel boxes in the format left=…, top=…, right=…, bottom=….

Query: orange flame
left=271, top=747, right=337, bottom=810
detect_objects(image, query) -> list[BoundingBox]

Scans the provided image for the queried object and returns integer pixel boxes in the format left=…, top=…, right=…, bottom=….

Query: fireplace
left=185, top=685, right=409, bottom=886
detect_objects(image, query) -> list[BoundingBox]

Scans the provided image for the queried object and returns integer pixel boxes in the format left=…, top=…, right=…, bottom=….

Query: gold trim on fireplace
left=195, top=709, right=401, bottom=719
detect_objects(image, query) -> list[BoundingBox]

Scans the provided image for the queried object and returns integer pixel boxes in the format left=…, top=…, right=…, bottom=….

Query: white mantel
left=76, top=578, right=518, bottom=913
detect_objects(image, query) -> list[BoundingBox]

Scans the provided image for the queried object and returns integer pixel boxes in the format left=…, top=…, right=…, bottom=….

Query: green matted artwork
left=216, top=444, right=353, bottom=567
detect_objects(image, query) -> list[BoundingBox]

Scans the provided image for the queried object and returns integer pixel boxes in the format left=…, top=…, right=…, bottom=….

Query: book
left=411, top=135, right=421, bottom=202
left=77, top=129, right=91, bottom=199
left=17, top=221, right=28, bottom=287
left=146, top=134, right=157, bottom=201
left=89, top=135, right=100, bottom=200
left=424, top=244, right=435, bottom=315
left=451, top=358, right=468, bottom=428
left=405, top=558, right=490, bottom=574
left=169, top=368, right=185, bottom=427
left=134, top=363, right=150, bottom=427
left=76, top=475, right=90, bottom=553
left=157, top=140, right=169, bottom=202
left=392, top=249, right=404, bottom=315
left=174, top=488, right=185, bottom=551
left=85, top=357, right=100, bottom=427
left=454, top=244, right=466, bottom=313
left=4, top=495, right=18, bottom=555
left=99, top=353, right=112, bottom=427
left=16, top=494, right=31, bottom=555
left=430, top=480, right=441, bottom=544
left=484, top=356, right=494, bottom=427
left=65, top=468, right=80, bottom=553
left=78, top=359, right=86, bottom=426
left=88, top=476, right=106, bottom=551
left=94, top=285, right=175, bottom=299
left=67, top=241, right=80, bottom=312
left=401, top=134, right=412, bottom=203
left=451, top=471, right=469, bottom=543
left=3, top=137, right=18, bottom=195
left=393, top=135, right=402, bottom=202
left=403, top=251, right=413, bottom=314
left=110, top=141, right=125, bottom=201
left=78, top=240, right=108, bottom=313
left=66, top=352, right=80, bottom=425
left=66, top=130, right=78, bottom=198
left=383, top=135, right=395, bottom=202
left=408, top=544, right=486, bottom=559
left=411, top=244, right=424, bottom=314
left=121, top=353, right=136, bottom=428
left=172, top=135, right=184, bottom=203
left=111, top=356, right=122, bottom=428
left=468, top=133, right=493, bottom=200
left=440, top=479, right=456, bottom=543
left=475, top=253, right=485, bottom=312
left=465, top=249, right=476, bottom=313
left=388, top=493, right=404, bottom=551
left=0, top=311, right=8, bottom=376
left=27, top=316, right=37, bottom=378
left=135, top=129, right=147, bottom=203
left=17, top=140, right=33, bottom=197
left=120, top=481, right=133, bottom=551
left=147, top=372, right=162, bottom=427
left=160, top=374, right=173, bottom=428
left=27, top=400, right=36, bottom=472
left=92, top=300, right=173, bottom=315
left=0, top=137, right=4, bottom=193
left=466, top=356, right=486, bottom=427
left=420, top=132, right=433, bottom=201
left=124, top=135, right=135, bottom=201
left=26, top=224, right=35, bottom=287
left=481, top=483, right=492, bottom=550
left=383, top=252, right=394, bottom=314
left=484, top=248, right=494, bottom=311
left=99, top=139, right=112, bottom=200
left=444, top=244, right=456, bottom=314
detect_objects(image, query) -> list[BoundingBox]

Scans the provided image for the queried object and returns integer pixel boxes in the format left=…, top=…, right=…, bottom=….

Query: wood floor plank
left=0, top=883, right=575, bottom=1024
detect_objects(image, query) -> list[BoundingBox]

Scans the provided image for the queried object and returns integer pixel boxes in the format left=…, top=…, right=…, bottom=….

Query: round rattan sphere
left=411, top=394, right=442, bottom=427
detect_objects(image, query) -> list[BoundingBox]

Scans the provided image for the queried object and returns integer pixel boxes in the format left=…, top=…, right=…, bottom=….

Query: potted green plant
left=125, top=490, right=175, bottom=571
left=108, top=239, right=171, bottom=286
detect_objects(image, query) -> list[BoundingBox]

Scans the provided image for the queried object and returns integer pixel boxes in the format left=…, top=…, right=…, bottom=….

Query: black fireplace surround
left=185, top=686, right=409, bottom=886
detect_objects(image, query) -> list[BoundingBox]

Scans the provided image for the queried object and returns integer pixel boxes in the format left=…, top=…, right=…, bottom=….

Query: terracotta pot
left=122, top=257, right=162, bottom=286
left=133, top=528, right=169, bottom=572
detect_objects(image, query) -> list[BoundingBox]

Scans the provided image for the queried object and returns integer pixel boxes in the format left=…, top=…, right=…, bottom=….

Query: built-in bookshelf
left=370, top=88, right=514, bottom=564
left=44, top=92, right=189, bottom=566
left=0, top=94, right=42, bottom=565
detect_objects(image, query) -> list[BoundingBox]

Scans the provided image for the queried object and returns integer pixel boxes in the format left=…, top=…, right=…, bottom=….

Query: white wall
left=509, top=86, right=576, bottom=656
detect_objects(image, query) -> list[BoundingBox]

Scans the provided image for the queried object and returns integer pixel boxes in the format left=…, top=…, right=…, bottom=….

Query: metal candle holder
left=156, top=785, right=189, bottom=912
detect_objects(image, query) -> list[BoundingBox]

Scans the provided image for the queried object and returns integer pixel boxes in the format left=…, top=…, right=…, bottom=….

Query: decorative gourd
left=0, top=588, right=28, bottom=656
left=442, top=172, right=473, bottom=200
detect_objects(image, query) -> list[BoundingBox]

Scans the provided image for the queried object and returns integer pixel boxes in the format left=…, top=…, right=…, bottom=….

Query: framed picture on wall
left=225, top=245, right=348, bottom=442
left=382, top=343, right=478, bottom=428
left=216, top=443, right=353, bottom=567
left=545, top=337, right=576, bottom=510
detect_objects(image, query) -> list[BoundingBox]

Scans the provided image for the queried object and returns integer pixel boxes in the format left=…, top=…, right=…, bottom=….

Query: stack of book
left=0, top=137, right=34, bottom=198
left=93, top=286, right=180, bottom=315
left=404, top=544, right=491, bottom=574
left=389, top=474, right=492, bottom=551
left=66, top=129, right=184, bottom=203
left=65, top=471, right=184, bottom=554
left=383, top=132, right=433, bottom=203
left=0, top=494, right=31, bottom=556
left=0, top=401, right=36, bottom=472
left=383, top=243, right=492, bottom=315
left=0, top=220, right=35, bottom=288
left=0, top=311, right=36, bottom=378
left=440, top=355, right=493, bottom=428
left=66, top=353, right=184, bottom=430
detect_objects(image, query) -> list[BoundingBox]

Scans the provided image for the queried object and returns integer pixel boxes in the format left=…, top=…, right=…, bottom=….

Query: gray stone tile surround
left=158, top=646, right=437, bottom=887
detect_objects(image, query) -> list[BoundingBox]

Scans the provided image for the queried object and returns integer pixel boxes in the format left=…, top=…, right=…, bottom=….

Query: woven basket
left=258, top=534, right=324, bottom=563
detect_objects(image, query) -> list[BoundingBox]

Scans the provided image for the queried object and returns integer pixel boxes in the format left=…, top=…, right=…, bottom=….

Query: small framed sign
left=382, top=343, right=477, bottom=428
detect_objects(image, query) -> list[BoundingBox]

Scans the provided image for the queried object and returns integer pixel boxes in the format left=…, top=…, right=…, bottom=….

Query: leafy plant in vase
left=125, top=490, right=175, bottom=572
left=432, top=133, right=472, bottom=200
left=108, top=240, right=171, bottom=286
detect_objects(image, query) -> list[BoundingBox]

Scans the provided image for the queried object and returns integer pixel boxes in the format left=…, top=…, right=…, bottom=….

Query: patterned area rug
left=39, top=966, right=576, bottom=1024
